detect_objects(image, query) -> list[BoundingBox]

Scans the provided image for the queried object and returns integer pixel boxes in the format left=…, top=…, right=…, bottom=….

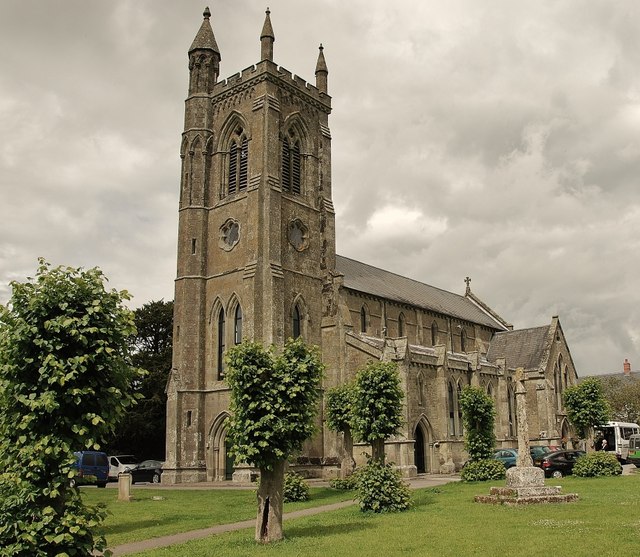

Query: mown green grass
left=132, top=474, right=640, bottom=557
left=81, top=486, right=353, bottom=546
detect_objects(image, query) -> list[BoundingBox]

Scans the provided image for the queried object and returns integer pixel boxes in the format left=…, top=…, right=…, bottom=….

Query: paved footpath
left=106, top=474, right=459, bottom=556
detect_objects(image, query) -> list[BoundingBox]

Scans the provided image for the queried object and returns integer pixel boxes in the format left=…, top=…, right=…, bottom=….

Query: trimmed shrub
left=356, top=461, right=411, bottom=513
left=283, top=472, right=310, bottom=502
left=460, top=459, right=506, bottom=482
left=572, top=452, right=622, bottom=477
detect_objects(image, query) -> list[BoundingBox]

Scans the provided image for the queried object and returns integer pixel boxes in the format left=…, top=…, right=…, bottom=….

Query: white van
left=595, top=422, right=640, bottom=462
left=108, top=455, right=139, bottom=481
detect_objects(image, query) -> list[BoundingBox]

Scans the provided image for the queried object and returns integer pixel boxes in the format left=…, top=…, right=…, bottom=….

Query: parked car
left=493, top=449, right=518, bottom=469
left=129, top=460, right=163, bottom=484
left=493, top=446, right=553, bottom=469
left=71, top=451, right=109, bottom=488
left=108, top=454, right=139, bottom=481
left=533, top=450, right=586, bottom=478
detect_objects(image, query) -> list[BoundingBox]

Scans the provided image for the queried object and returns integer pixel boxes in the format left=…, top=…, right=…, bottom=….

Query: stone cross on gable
left=464, top=276, right=471, bottom=295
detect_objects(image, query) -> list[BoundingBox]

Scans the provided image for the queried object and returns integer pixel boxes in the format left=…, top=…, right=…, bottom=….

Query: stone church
left=163, top=8, right=579, bottom=483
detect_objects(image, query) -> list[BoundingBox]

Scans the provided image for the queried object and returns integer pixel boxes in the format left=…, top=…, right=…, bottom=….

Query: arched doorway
left=415, top=427, right=426, bottom=473
left=414, top=418, right=434, bottom=473
left=208, top=412, right=232, bottom=481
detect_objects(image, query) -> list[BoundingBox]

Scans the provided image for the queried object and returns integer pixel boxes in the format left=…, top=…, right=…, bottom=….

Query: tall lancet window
left=228, top=135, right=248, bottom=195
left=217, top=308, right=226, bottom=380
left=292, top=304, right=302, bottom=339
left=234, top=305, right=242, bottom=345
left=282, top=135, right=302, bottom=194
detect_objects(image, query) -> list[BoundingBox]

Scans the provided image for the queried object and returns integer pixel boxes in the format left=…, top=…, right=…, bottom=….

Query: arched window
left=431, top=321, right=438, bottom=346
left=217, top=308, right=226, bottom=380
left=448, top=382, right=455, bottom=436
left=282, top=136, right=302, bottom=194
left=456, top=382, right=464, bottom=436
left=486, top=381, right=494, bottom=398
left=398, top=313, right=405, bottom=337
left=234, top=305, right=242, bottom=345
left=417, top=373, right=425, bottom=406
left=360, top=306, right=367, bottom=334
left=554, top=364, right=562, bottom=411
left=460, top=329, right=467, bottom=352
left=228, top=136, right=248, bottom=195
left=292, top=304, right=301, bottom=339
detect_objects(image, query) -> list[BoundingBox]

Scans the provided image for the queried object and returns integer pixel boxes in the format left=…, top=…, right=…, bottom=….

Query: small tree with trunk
left=325, top=383, right=356, bottom=478
left=349, top=361, right=410, bottom=512
left=350, top=361, right=404, bottom=462
left=225, top=338, right=323, bottom=543
left=564, top=378, right=611, bottom=452
left=0, top=260, right=141, bottom=556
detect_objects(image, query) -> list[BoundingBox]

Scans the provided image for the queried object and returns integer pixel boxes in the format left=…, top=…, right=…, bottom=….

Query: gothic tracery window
left=228, top=133, right=248, bottom=195
left=281, top=134, right=301, bottom=194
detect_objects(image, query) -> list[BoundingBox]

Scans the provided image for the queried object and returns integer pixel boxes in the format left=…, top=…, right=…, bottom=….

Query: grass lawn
left=129, top=474, right=640, bottom=557
left=81, top=486, right=353, bottom=547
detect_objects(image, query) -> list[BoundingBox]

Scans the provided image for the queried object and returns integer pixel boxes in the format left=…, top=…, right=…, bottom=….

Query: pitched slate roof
left=486, top=325, right=550, bottom=370
left=335, top=255, right=507, bottom=330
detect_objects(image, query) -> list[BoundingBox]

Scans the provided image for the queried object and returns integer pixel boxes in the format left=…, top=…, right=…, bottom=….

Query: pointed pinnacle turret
left=315, top=43, right=328, bottom=93
left=188, top=7, right=221, bottom=94
left=189, top=6, right=221, bottom=56
left=260, top=7, right=275, bottom=61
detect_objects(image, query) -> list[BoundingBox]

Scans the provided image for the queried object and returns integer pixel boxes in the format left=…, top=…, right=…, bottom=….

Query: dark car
left=130, top=460, right=163, bottom=484
left=534, top=450, right=585, bottom=478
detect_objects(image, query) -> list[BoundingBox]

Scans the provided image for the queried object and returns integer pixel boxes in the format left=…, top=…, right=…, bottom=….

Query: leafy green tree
left=348, top=361, right=409, bottom=513
left=600, top=375, right=640, bottom=424
left=0, top=260, right=142, bottom=556
left=225, top=338, right=323, bottom=543
left=325, top=383, right=356, bottom=478
left=564, top=378, right=611, bottom=452
left=350, top=361, right=404, bottom=463
left=106, top=299, right=173, bottom=459
left=459, top=386, right=496, bottom=462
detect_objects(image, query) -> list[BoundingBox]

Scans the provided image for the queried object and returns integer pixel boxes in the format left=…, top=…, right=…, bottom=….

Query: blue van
left=70, top=451, right=109, bottom=488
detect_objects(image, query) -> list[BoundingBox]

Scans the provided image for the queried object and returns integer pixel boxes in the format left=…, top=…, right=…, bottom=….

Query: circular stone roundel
left=219, top=219, right=240, bottom=251
left=288, top=219, right=309, bottom=251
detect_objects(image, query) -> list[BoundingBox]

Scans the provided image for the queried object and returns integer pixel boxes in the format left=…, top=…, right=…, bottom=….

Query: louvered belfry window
left=282, top=135, right=301, bottom=194
left=228, top=136, right=248, bottom=195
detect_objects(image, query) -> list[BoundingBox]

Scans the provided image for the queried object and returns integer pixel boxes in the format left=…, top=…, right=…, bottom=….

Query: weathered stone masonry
left=163, top=9, right=579, bottom=483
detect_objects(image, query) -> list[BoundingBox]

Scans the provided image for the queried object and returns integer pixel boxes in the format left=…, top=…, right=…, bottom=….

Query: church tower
left=164, top=8, right=334, bottom=483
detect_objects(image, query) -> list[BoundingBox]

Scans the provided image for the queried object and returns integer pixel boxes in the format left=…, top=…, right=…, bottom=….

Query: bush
left=460, top=459, right=506, bottom=482
left=573, top=452, right=622, bottom=477
left=356, top=461, right=411, bottom=513
left=329, top=469, right=360, bottom=491
left=283, top=472, right=310, bottom=502
left=330, top=477, right=356, bottom=490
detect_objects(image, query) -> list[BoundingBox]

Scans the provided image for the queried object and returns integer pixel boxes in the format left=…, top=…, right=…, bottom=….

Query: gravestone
left=118, top=472, right=132, bottom=502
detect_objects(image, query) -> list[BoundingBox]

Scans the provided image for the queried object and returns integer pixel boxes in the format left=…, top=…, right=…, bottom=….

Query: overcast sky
left=1, top=1, right=638, bottom=376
